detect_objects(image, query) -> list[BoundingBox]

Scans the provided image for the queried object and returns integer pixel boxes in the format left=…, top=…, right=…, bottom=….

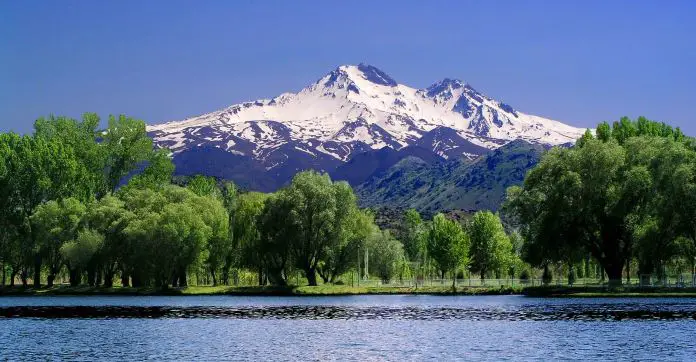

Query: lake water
left=1, top=295, right=695, bottom=361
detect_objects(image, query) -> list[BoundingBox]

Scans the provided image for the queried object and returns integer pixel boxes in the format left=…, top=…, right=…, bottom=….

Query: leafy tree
left=506, top=118, right=695, bottom=285
left=61, top=229, right=104, bottom=286
left=5, top=135, right=85, bottom=286
left=195, top=194, right=230, bottom=286
left=427, top=213, right=470, bottom=287
left=318, top=209, right=377, bottom=283
left=468, top=211, right=513, bottom=280
left=258, top=171, right=360, bottom=286
left=367, top=230, right=406, bottom=283
left=398, top=209, right=427, bottom=262
left=103, top=115, right=153, bottom=193
left=187, top=175, right=222, bottom=198
left=257, top=192, right=296, bottom=286
left=124, top=148, right=174, bottom=190
left=30, top=198, right=87, bottom=287
left=234, top=192, right=268, bottom=285
left=506, top=139, right=640, bottom=285
left=83, top=195, right=134, bottom=286
left=34, top=113, right=105, bottom=199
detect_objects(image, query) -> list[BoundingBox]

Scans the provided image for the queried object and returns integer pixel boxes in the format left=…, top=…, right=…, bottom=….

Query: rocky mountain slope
left=148, top=64, right=584, bottom=192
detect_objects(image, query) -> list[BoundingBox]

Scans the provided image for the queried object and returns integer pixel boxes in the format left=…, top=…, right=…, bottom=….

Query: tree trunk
left=480, top=270, right=485, bottom=282
left=47, top=274, right=55, bottom=288
left=626, top=259, right=631, bottom=285
left=33, top=254, right=41, bottom=288
left=121, top=273, right=130, bottom=287
left=210, top=269, right=217, bottom=287
left=69, top=268, right=81, bottom=287
left=104, top=270, right=114, bottom=288
left=318, top=269, right=330, bottom=284
left=87, top=267, right=96, bottom=287
left=604, top=261, right=624, bottom=287
left=306, top=267, right=318, bottom=286
left=20, top=269, right=28, bottom=287
left=178, top=269, right=188, bottom=287
left=10, top=270, right=17, bottom=287
left=222, top=263, right=231, bottom=286
left=1, top=262, right=5, bottom=286
left=131, top=274, right=142, bottom=288
left=96, top=267, right=102, bottom=287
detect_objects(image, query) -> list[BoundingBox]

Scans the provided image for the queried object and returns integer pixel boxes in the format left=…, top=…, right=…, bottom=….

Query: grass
left=522, top=286, right=696, bottom=298
left=0, top=284, right=522, bottom=297
left=2, top=284, right=696, bottom=297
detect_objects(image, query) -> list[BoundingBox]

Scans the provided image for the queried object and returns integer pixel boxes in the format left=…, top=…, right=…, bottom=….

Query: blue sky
left=1, top=0, right=695, bottom=134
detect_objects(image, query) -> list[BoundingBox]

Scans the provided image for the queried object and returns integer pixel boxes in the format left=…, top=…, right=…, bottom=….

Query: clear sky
left=1, top=0, right=695, bottom=134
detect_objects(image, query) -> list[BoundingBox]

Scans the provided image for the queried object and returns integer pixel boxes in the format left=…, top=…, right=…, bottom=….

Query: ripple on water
left=2, top=304, right=696, bottom=321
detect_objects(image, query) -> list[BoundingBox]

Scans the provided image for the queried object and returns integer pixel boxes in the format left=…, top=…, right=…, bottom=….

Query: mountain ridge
left=147, top=64, right=584, bottom=194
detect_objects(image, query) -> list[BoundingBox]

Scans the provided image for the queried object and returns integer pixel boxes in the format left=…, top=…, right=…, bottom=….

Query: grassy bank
left=2, top=285, right=696, bottom=297
left=0, top=285, right=522, bottom=297
left=522, top=286, right=696, bottom=298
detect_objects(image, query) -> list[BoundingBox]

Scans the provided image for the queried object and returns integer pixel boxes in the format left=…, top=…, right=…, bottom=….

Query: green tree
left=234, top=192, right=268, bottom=285
left=257, top=192, right=296, bottom=286
left=30, top=198, right=87, bottom=287
left=4, top=135, right=85, bottom=286
left=398, top=209, right=427, bottom=262
left=468, top=211, right=513, bottom=280
left=427, top=213, right=470, bottom=287
left=258, top=171, right=360, bottom=286
left=318, top=209, right=377, bottom=283
left=103, top=115, right=153, bottom=193
left=124, top=148, right=174, bottom=190
left=506, top=122, right=696, bottom=285
left=368, top=230, right=406, bottom=283
left=60, top=229, right=104, bottom=286
left=83, top=195, right=134, bottom=287
left=33, top=113, right=105, bottom=199
left=187, top=175, right=222, bottom=198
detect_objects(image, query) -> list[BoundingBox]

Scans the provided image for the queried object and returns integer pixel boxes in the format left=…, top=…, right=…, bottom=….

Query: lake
left=1, top=295, right=695, bottom=361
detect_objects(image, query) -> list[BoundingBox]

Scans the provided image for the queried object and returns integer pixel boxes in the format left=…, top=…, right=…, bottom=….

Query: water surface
left=1, top=295, right=694, bottom=360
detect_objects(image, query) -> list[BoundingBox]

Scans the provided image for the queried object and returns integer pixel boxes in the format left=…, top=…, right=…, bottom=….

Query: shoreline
left=2, top=285, right=696, bottom=298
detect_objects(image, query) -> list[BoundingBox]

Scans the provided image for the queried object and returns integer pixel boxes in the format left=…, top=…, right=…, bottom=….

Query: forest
left=0, top=114, right=694, bottom=289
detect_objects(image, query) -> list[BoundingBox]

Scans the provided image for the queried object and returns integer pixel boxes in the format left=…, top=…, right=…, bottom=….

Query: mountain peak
left=329, top=63, right=398, bottom=87
left=425, top=78, right=468, bottom=98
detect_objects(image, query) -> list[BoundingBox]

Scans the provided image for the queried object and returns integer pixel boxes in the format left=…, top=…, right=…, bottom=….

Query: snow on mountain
left=148, top=64, right=585, bottom=189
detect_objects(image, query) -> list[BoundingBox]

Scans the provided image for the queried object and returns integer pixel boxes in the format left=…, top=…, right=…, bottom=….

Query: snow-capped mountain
left=148, top=64, right=584, bottom=190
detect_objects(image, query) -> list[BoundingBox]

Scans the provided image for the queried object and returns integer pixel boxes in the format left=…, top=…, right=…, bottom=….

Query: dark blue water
left=1, top=295, right=695, bottom=361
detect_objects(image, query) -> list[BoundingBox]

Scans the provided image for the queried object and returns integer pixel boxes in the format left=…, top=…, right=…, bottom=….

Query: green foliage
left=507, top=117, right=696, bottom=285
left=468, top=211, right=513, bottom=279
left=235, top=192, right=268, bottom=270
left=61, top=229, right=104, bottom=270
left=398, top=209, right=427, bottom=262
left=257, top=171, right=367, bottom=286
left=30, top=198, right=87, bottom=286
left=427, top=213, right=470, bottom=282
left=103, top=115, right=153, bottom=193
left=367, top=230, right=406, bottom=282
left=187, top=175, right=222, bottom=198
left=357, top=140, right=546, bottom=213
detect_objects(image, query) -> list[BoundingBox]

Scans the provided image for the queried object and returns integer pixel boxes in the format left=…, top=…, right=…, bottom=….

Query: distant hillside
left=356, top=140, right=548, bottom=213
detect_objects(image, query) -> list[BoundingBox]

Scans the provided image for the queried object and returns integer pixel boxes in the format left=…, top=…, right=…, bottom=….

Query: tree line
left=506, top=117, right=696, bottom=286
left=6, top=114, right=686, bottom=289
left=0, top=114, right=526, bottom=289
